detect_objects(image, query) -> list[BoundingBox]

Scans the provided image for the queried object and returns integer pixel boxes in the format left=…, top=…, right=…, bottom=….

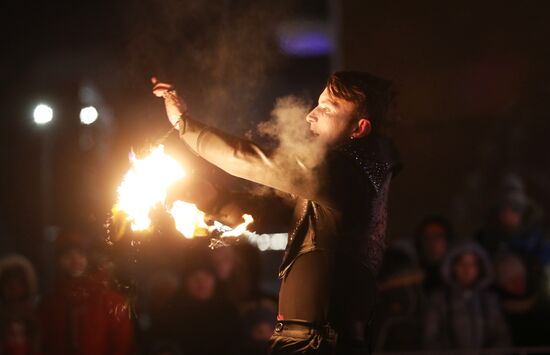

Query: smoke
left=119, top=1, right=330, bottom=192
left=257, top=95, right=327, bottom=172
left=120, top=0, right=295, bottom=129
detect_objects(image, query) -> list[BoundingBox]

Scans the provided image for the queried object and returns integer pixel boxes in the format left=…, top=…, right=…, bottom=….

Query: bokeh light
left=33, top=104, right=53, bottom=125
left=79, top=106, right=98, bottom=125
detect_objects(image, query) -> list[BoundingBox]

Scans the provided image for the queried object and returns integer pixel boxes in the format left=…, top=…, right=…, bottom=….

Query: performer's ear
left=351, top=118, right=371, bottom=139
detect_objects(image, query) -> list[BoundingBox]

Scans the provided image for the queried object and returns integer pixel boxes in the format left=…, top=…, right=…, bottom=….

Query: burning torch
left=109, top=79, right=254, bottom=245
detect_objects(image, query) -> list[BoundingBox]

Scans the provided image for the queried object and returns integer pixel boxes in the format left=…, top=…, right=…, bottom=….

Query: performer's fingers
left=151, top=76, right=175, bottom=97
left=153, top=83, right=173, bottom=91
left=152, top=83, right=174, bottom=97
left=153, top=83, right=172, bottom=91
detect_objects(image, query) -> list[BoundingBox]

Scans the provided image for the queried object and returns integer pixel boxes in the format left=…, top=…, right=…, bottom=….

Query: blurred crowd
left=0, top=225, right=278, bottom=355
left=1, top=173, right=549, bottom=355
left=374, top=174, right=550, bottom=352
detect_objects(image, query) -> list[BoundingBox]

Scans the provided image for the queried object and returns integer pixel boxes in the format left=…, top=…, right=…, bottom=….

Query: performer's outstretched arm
left=152, top=78, right=360, bottom=211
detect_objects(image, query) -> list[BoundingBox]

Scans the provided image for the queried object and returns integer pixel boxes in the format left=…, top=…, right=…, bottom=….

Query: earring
left=350, top=136, right=355, bottom=140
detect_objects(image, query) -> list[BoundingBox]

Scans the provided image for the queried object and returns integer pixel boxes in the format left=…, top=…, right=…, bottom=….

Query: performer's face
left=306, top=88, right=358, bottom=146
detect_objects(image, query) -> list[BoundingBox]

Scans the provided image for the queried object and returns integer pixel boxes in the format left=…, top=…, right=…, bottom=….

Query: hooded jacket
left=374, top=244, right=427, bottom=352
left=423, top=243, right=510, bottom=350
left=0, top=254, right=41, bottom=355
left=0, top=254, right=38, bottom=310
left=39, top=272, right=134, bottom=355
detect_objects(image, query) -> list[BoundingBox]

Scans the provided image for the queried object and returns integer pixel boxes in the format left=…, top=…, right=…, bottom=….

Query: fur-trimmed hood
left=0, top=254, right=38, bottom=303
left=441, top=242, right=493, bottom=291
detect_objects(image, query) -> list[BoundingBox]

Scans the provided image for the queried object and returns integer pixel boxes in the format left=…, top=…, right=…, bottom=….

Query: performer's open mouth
left=309, top=129, right=319, bottom=138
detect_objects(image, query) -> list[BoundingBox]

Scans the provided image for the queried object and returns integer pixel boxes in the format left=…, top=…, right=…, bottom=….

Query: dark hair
left=326, top=71, right=395, bottom=133
left=414, top=215, right=454, bottom=242
left=413, top=215, right=454, bottom=261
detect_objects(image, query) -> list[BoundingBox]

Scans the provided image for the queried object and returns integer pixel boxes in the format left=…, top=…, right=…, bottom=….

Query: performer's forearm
left=179, top=117, right=320, bottom=201
left=155, top=79, right=323, bottom=203
left=153, top=79, right=354, bottom=209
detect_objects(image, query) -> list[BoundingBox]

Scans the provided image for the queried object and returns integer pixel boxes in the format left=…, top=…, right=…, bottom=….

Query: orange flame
left=113, top=145, right=253, bottom=238
left=221, top=214, right=254, bottom=237
left=168, top=200, right=209, bottom=238
left=113, top=145, right=184, bottom=231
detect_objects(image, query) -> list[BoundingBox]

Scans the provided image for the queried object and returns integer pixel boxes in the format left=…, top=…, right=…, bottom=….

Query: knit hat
left=498, top=173, right=528, bottom=212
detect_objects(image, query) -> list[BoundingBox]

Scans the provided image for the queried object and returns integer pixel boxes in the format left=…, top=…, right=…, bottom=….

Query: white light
left=33, top=104, right=53, bottom=125
left=79, top=106, right=98, bottom=125
left=269, top=233, right=288, bottom=250
left=247, top=233, right=288, bottom=251
left=256, top=234, right=271, bottom=251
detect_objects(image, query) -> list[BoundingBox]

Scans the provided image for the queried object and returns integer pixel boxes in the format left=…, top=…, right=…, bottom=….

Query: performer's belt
left=273, top=319, right=337, bottom=341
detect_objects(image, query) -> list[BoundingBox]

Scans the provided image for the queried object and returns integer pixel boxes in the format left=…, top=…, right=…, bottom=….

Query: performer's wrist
left=176, top=114, right=187, bottom=136
left=162, top=87, right=177, bottom=99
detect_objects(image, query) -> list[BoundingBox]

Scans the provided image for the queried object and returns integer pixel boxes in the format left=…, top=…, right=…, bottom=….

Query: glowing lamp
left=33, top=104, right=53, bottom=125
left=80, top=106, right=98, bottom=125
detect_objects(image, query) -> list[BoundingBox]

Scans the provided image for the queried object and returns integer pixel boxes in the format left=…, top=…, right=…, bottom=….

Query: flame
left=113, top=144, right=254, bottom=239
left=168, top=200, right=209, bottom=239
left=221, top=214, right=254, bottom=237
left=113, top=145, right=184, bottom=231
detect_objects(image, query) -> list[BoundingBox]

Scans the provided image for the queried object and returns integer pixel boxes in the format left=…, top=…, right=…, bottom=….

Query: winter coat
left=0, top=254, right=41, bottom=355
left=150, top=291, right=242, bottom=355
left=477, top=203, right=550, bottom=265
left=0, top=254, right=38, bottom=315
left=423, top=243, right=510, bottom=350
left=500, top=292, right=550, bottom=347
left=39, top=273, right=134, bottom=355
left=374, top=245, right=427, bottom=352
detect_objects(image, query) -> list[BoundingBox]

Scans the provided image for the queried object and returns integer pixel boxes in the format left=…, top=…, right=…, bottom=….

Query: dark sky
left=1, top=0, right=550, bottom=257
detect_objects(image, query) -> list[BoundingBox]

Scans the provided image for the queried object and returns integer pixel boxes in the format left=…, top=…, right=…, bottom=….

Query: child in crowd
left=423, top=242, right=510, bottom=350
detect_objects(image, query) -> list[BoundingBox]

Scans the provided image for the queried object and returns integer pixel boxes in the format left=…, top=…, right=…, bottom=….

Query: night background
left=1, top=0, right=550, bottom=354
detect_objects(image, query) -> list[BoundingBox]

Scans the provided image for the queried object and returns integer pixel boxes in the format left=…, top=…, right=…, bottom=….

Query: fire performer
left=152, top=71, right=401, bottom=355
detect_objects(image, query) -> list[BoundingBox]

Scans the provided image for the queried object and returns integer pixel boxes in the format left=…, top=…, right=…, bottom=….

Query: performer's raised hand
left=151, top=76, right=188, bottom=129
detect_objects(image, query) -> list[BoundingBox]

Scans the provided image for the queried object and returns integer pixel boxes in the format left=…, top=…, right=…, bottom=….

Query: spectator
left=142, top=269, right=181, bottom=351
left=211, top=245, right=253, bottom=306
left=423, top=242, right=510, bottom=350
left=211, top=242, right=273, bottom=306
left=374, top=243, right=427, bottom=352
left=477, top=174, right=550, bottom=266
left=158, top=252, right=242, bottom=355
left=0, top=255, right=40, bottom=354
left=494, top=253, right=550, bottom=347
left=414, top=216, right=453, bottom=293
left=240, top=301, right=276, bottom=355
left=39, top=230, right=134, bottom=355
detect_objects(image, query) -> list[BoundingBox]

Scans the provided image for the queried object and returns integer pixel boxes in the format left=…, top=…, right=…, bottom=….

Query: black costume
left=176, top=118, right=400, bottom=354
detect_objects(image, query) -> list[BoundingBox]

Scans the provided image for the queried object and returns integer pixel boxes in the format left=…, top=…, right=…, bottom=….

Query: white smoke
left=257, top=95, right=327, bottom=175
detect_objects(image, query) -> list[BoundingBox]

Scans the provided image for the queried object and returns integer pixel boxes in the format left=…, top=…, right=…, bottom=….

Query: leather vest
left=278, top=135, right=400, bottom=279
